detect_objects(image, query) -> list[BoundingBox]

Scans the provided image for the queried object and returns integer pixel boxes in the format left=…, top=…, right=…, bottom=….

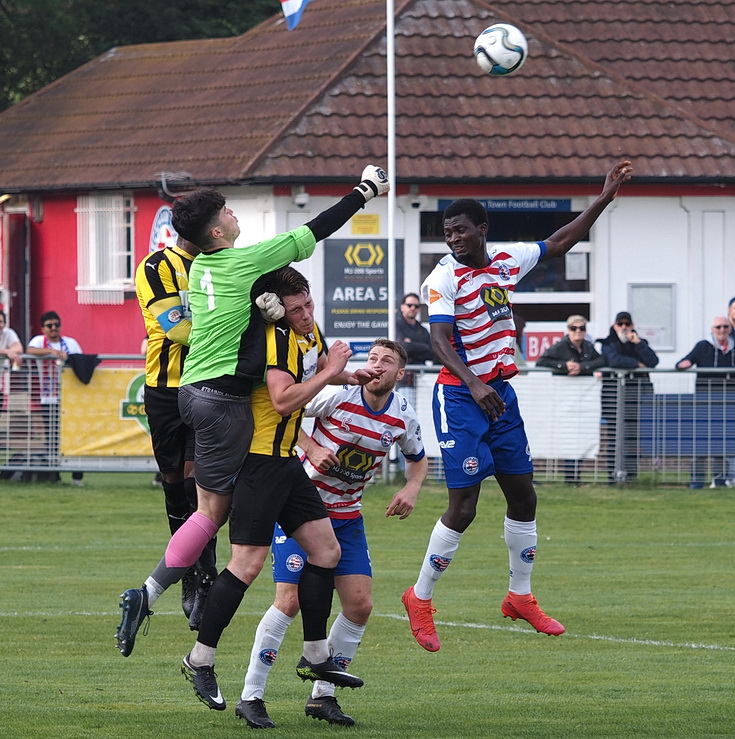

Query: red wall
left=28, top=191, right=171, bottom=355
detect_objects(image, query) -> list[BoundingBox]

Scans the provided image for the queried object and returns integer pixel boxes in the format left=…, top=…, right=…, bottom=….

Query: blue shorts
left=433, top=379, right=533, bottom=488
left=271, top=516, right=371, bottom=583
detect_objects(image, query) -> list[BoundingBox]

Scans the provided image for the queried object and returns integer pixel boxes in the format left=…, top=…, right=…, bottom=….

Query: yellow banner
left=60, top=368, right=152, bottom=457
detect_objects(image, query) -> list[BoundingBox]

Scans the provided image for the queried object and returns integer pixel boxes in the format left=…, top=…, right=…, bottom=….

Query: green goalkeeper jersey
left=180, top=225, right=316, bottom=387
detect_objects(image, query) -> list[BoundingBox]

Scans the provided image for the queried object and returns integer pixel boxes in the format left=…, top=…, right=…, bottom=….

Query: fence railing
left=2, top=357, right=733, bottom=487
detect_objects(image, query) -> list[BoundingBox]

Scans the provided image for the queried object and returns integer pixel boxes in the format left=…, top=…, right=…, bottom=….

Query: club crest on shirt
left=498, top=264, right=511, bottom=281
left=380, top=430, right=394, bottom=447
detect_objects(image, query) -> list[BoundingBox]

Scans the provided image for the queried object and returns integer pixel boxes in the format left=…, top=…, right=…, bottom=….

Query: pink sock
left=164, top=512, right=219, bottom=568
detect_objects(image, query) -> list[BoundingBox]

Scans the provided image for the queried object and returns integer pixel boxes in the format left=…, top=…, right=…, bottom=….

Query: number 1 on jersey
left=200, top=268, right=215, bottom=310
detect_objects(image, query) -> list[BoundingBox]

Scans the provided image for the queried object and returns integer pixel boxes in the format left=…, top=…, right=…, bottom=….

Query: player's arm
left=267, top=340, right=353, bottom=418
left=306, top=166, right=389, bottom=242
left=147, top=296, right=192, bottom=345
left=542, top=160, right=633, bottom=260
left=298, top=429, right=340, bottom=472
left=385, top=455, right=428, bottom=520
left=430, top=322, right=506, bottom=419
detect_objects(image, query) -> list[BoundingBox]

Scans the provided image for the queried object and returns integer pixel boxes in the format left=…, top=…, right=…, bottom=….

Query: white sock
left=414, top=519, right=463, bottom=600
left=505, top=516, right=537, bottom=595
left=241, top=605, right=294, bottom=701
left=302, top=638, right=329, bottom=664
left=143, top=577, right=165, bottom=607
left=189, top=641, right=216, bottom=667
left=312, top=612, right=366, bottom=699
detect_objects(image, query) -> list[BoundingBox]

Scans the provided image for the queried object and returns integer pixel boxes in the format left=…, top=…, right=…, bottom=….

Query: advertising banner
left=60, top=368, right=152, bottom=457
left=324, top=238, right=404, bottom=337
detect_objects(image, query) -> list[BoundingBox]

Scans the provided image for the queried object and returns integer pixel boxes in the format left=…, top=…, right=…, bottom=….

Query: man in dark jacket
left=537, top=315, right=605, bottom=484
left=395, top=293, right=434, bottom=399
left=537, top=315, right=605, bottom=375
left=676, top=316, right=735, bottom=488
left=598, top=311, right=659, bottom=483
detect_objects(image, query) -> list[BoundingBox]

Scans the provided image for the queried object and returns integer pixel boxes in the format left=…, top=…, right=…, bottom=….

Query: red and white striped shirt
left=302, top=385, right=425, bottom=519
left=422, top=241, right=543, bottom=385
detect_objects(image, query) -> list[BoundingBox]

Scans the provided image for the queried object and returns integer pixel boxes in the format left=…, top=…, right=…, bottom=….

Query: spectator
left=536, top=314, right=605, bottom=376
left=395, top=293, right=434, bottom=396
left=598, top=311, right=659, bottom=483
left=513, top=310, right=527, bottom=373
left=728, top=296, right=735, bottom=333
left=676, top=316, right=735, bottom=488
left=536, top=315, right=605, bottom=484
left=26, top=311, right=84, bottom=485
left=0, top=310, right=23, bottom=369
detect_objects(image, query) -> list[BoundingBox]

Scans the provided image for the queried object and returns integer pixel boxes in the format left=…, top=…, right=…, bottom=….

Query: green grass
left=1, top=474, right=733, bottom=738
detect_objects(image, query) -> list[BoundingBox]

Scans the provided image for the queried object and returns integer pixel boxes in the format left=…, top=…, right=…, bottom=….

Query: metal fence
left=397, top=365, right=735, bottom=487
left=2, top=358, right=733, bottom=487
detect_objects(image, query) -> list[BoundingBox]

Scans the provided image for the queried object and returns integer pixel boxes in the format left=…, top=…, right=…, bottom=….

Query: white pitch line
left=2, top=608, right=733, bottom=653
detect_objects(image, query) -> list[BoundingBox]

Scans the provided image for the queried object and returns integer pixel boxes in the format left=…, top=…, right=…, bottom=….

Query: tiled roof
left=0, top=0, right=733, bottom=191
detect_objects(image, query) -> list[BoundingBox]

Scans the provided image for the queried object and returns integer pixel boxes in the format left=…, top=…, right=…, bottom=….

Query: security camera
left=291, top=185, right=310, bottom=208
left=410, top=197, right=422, bottom=209
left=409, top=194, right=427, bottom=210
left=293, top=191, right=310, bottom=208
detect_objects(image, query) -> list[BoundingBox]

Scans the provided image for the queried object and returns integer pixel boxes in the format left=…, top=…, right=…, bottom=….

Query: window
left=75, top=193, right=135, bottom=304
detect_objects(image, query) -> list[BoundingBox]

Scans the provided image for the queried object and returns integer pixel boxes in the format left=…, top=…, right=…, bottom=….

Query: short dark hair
left=171, top=188, right=226, bottom=249
left=443, top=198, right=488, bottom=228
left=369, top=338, right=408, bottom=368
left=268, top=267, right=311, bottom=300
left=402, top=292, right=420, bottom=305
left=40, top=310, right=60, bottom=326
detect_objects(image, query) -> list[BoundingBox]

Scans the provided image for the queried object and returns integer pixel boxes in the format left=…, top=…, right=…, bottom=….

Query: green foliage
left=0, top=0, right=278, bottom=110
left=1, top=474, right=733, bottom=737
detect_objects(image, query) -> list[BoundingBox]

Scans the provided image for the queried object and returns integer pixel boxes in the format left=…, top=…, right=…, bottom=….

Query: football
left=474, top=23, right=528, bottom=76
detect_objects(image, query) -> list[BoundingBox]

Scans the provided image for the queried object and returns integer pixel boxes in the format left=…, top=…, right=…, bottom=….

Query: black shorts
left=178, top=384, right=253, bottom=495
left=229, top=454, right=329, bottom=547
left=144, top=385, right=194, bottom=474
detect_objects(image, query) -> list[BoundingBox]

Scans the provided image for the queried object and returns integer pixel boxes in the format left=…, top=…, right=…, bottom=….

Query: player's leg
left=306, top=517, right=371, bottom=726
left=237, top=525, right=302, bottom=729
left=283, top=475, right=363, bottom=690
left=145, top=385, right=201, bottom=620
left=402, top=383, right=490, bottom=652
left=116, top=387, right=250, bottom=657
left=183, top=453, right=284, bottom=710
left=492, top=382, right=564, bottom=636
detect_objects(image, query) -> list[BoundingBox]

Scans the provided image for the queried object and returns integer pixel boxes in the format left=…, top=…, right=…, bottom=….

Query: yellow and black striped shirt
left=250, top=322, right=325, bottom=457
left=135, top=245, right=195, bottom=387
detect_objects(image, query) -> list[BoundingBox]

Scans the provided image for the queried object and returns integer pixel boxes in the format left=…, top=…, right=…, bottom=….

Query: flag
left=280, top=0, right=312, bottom=30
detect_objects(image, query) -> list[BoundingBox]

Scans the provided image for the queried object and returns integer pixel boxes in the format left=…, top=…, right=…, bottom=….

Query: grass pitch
left=1, top=474, right=733, bottom=738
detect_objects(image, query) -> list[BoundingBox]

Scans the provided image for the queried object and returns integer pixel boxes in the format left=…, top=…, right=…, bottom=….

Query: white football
left=474, top=23, right=528, bottom=76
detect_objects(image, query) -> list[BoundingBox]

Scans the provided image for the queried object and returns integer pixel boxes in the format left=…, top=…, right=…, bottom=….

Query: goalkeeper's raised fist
left=354, top=165, right=389, bottom=203
left=255, top=292, right=284, bottom=323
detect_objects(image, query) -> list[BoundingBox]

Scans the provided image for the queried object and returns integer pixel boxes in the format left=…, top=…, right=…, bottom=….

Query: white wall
left=228, top=187, right=735, bottom=367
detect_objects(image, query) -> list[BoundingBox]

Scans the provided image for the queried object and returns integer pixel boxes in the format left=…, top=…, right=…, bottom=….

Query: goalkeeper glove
left=354, top=165, right=389, bottom=203
left=255, top=292, right=284, bottom=323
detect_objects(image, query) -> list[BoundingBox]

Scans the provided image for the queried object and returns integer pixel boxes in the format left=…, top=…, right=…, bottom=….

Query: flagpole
left=386, top=0, right=396, bottom=341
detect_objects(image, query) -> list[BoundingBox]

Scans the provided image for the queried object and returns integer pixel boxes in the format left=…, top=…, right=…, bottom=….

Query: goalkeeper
left=116, top=166, right=389, bottom=660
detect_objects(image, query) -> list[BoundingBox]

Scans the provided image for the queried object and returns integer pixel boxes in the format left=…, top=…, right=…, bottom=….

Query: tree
left=0, top=0, right=277, bottom=111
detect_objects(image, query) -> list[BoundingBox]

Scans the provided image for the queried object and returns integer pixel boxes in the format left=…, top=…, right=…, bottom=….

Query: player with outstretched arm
left=402, top=160, right=633, bottom=651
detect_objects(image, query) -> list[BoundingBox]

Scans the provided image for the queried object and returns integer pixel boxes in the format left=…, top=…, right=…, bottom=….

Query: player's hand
left=603, top=159, right=633, bottom=201
left=354, top=165, right=389, bottom=203
left=385, top=488, right=418, bottom=519
left=469, top=380, right=506, bottom=420
left=325, top=340, right=353, bottom=378
left=344, top=367, right=381, bottom=386
left=307, top=445, right=340, bottom=473
left=255, top=292, right=284, bottom=323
